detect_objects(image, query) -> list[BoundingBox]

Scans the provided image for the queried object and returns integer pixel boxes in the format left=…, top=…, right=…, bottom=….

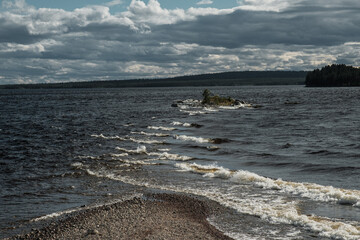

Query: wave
left=110, top=153, right=129, bottom=157
left=171, top=121, right=192, bottom=127
left=114, top=146, right=190, bottom=161
left=219, top=103, right=253, bottom=109
left=76, top=155, right=102, bottom=160
left=179, top=109, right=207, bottom=115
left=204, top=107, right=219, bottom=112
left=307, top=150, right=342, bottom=156
left=31, top=207, right=80, bottom=222
left=147, top=126, right=176, bottom=131
left=148, top=152, right=192, bottom=161
left=91, top=134, right=125, bottom=140
left=131, top=131, right=170, bottom=137
left=174, top=134, right=211, bottom=143
left=171, top=121, right=203, bottom=128
left=92, top=134, right=163, bottom=144
left=174, top=134, right=230, bottom=145
left=175, top=162, right=360, bottom=207
left=119, top=159, right=161, bottom=166
left=116, top=145, right=148, bottom=154
left=158, top=148, right=171, bottom=152
left=129, top=138, right=164, bottom=144
left=84, top=167, right=360, bottom=240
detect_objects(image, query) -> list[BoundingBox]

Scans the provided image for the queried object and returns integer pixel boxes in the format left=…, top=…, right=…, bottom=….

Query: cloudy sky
left=0, top=0, right=359, bottom=84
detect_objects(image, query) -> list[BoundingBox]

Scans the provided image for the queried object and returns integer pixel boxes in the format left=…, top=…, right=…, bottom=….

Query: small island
left=305, top=64, right=360, bottom=87
left=201, top=89, right=239, bottom=106
left=171, top=89, right=260, bottom=109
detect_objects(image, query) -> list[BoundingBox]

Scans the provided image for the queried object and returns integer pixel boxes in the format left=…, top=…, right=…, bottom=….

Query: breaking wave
left=114, top=146, right=191, bottom=161
left=180, top=109, right=207, bottom=115
left=149, top=152, right=193, bottom=161
left=174, top=134, right=230, bottom=144
left=116, top=145, right=148, bottom=154
left=171, top=121, right=202, bottom=128
left=175, top=162, right=360, bottom=207
left=171, top=121, right=192, bottom=127
left=174, top=134, right=211, bottom=143
left=147, top=126, right=176, bottom=131
left=91, top=134, right=124, bottom=140
left=130, top=131, right=170, bottom=137
left=92, top=134, right=163, bottom=144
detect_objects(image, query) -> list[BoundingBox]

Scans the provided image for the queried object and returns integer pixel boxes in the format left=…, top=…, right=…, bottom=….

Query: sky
left=0, top=0, right=360, bottom=84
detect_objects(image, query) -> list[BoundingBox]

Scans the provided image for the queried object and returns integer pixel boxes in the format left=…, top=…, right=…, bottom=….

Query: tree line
left=306, top=64, right=360, bottom=87
left=0, top=71, right=306, bottom=89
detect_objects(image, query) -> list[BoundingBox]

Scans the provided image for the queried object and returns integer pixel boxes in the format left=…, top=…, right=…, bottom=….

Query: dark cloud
left=0, top=17, right=44, bottom=44
left=153, top=8, right=360, bottom=48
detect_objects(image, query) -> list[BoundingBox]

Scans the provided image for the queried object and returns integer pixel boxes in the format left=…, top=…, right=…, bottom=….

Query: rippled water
left=1, top=86, right=359, bottom=239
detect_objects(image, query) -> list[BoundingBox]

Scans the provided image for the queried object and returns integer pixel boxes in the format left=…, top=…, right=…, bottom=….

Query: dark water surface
left=1, top=86, right=359, bottom=239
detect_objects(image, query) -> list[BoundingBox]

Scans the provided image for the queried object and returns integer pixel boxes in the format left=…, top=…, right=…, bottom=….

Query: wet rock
left=211, top=138, right=231, bottom=144
left=190, top=123, right=203, bottom=128
left=87, top=229, right=100, bottom=235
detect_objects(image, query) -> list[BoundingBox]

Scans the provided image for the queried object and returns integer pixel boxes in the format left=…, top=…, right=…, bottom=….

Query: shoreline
left=8, top=193, right=233, bottom=240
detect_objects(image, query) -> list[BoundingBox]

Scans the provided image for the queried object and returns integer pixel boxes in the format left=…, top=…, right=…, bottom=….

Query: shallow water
left=0, top=86, right=359, bottom=239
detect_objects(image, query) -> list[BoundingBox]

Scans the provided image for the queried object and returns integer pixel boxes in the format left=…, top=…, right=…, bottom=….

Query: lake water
left=1, top=86, right=359, bottom=239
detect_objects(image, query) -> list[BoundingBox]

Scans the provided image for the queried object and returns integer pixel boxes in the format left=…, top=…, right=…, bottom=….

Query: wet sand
left=10, top=193, right=233, bottom=240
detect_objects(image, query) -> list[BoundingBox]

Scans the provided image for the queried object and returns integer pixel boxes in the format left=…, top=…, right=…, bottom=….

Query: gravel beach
left=9, top=193, right=233, bottom=240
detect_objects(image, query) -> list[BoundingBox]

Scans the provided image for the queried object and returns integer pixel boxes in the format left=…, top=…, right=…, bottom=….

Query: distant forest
left=306, top=64, right=360, bottom=87
left=0, top=71, right=306, bottom=89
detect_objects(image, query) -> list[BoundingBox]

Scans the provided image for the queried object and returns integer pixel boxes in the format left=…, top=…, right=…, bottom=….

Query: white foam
left=116, top=145, right=148, bottom=154
left=128, top=137, right=164, bottom=144
left=219, top=103, right=253, bottom=109
left=71, top=162, right=84, bottom=168
left=171, top=121, right=192, bottom=127
left=110, top=153, right=129, bottom=157
left=31, top=193, right=143, bottom=222
left=207, top=146, right=220, bottom=150
left=76, top=155, right=101, bottom=160
left=175, top=162, right=360, bottom=207
left=147, top=126, right=176, bottom=131
left=204, top=107, right=219, bottom=112
left=174, top=134, right=211, bottom=143
left=120, top=159, right=159, bottom=166
left=31, top=208, right=79, bottom=222
left=158, top=148, right=171, bottom=152
left=92, top=134, right=163, bottom=144
left=180, top=109, right=207, bottom=115
left=207, top=216, right=264, bottom=240
left=131, top=131, right=170, bottom=137
left=219, top=106, right=241, bottom=110
left=91, top=134, right=126, bottom=140
left=180, top=99, right=202, bottom=106
left=149, top=152, right=192, bottom=161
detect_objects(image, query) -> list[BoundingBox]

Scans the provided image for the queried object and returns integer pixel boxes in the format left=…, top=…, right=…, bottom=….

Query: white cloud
left=236, top=0, right=302, bottom=12
left=1, top=0, right=35, bottom=12
left=123, top=0, right=188, bottom=25
left=105, top=0, right=123, bottom=7
left=123, top=0, right=233, bottom=25
left=197, top=0, right=213, bottom=5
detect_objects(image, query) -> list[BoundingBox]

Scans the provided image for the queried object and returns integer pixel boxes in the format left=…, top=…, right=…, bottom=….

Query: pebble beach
left=8, top=193, right=232, bottom=240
